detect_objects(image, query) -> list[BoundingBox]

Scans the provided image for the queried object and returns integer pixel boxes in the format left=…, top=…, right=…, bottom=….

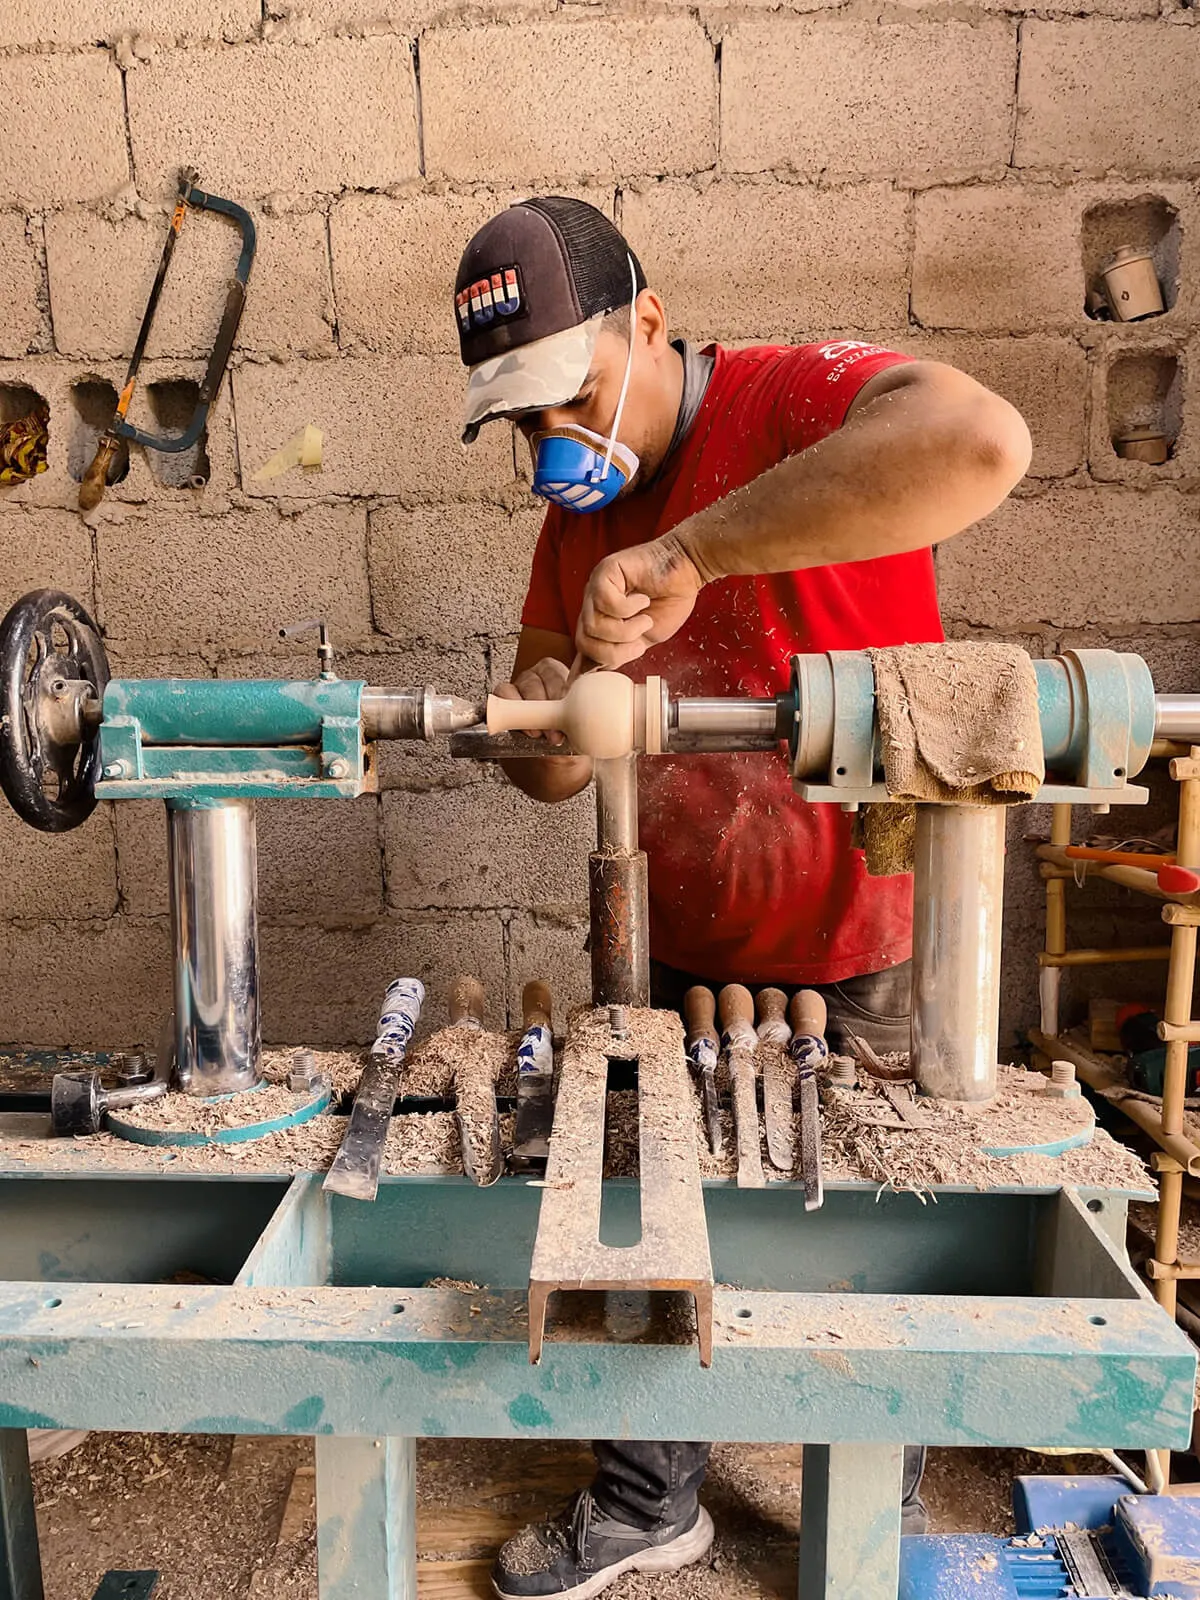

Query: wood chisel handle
left=78, top=433, right=123, bottom=512
left=324, top=976, right=424, bottom=1202
left=719, top=983, right=756, bottom=1051
left=522, top=979, right=552, bottom=1033
left=448, top=974, right=487, bottom=1030
left=684, top=985, right=718, bottom=1053
left=756, top=986, right=791, bottom=1045
left=789, top=989, right=827, bottom=1041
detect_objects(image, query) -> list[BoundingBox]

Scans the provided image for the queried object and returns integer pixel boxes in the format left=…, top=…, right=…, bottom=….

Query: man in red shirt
left=456, top=198, right=1031, bottom=1600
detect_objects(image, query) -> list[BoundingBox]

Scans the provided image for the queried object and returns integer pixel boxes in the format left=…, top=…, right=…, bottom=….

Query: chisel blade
left=683, top=985, right=723, bottom=1157
left=789, top=990, right=828, bottom=1212
left=756, top=987, right=795, bottom=1173
left=325, top=977, right=424, bottom=1202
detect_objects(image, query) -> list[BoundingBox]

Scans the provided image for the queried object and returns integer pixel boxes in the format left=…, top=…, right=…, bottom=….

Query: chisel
left=756, top=986, right=795, bottom=1174
left=512, top=980, right=555, bottom=1173
left=684, top=985, right=723, bottom=1157
left=449, top=976, right=504, bottom=1187
left=719, top=984, right=764, bottom=1188
left=324, top=976, right=424, bottom=1202
left=788, top=990, right=828, bottom=1212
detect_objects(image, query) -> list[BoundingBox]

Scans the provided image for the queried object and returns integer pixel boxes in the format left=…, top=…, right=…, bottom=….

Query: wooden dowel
left=1038, top=947, right=1172, bottom=967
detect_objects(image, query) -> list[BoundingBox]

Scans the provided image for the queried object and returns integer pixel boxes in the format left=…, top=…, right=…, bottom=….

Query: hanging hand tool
left=449, top=976, right=503, bottom=1187
left=684, top=986, right=723, bottom=1157
left=512, top=980, right=555, bottom=1173
left=324, top=977, right=424, bottom=1202
left=719, top=984, right=764, bottom=1189
left=756, top=987, right=795, bottom=1174
left=789, top=990, right=828, bottom=1212
left=1064, top=845, right=1200, bottom=896
left=79, top=167, right=257, bottom=513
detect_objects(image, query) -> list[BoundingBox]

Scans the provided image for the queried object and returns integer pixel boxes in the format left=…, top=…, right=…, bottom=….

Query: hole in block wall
left=0, top=384, right=50, bottom=487
left=1106, top=350, right=1181, bottom=464
left=145, top=379, right=210, bottom=489
left=1083, top=197, right=1179, bottom=321
left=69, top=379, right=129, bottom=485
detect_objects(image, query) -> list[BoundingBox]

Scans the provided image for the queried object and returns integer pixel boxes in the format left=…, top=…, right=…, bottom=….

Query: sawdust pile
left=402, top=1025, right=519, bottom=1097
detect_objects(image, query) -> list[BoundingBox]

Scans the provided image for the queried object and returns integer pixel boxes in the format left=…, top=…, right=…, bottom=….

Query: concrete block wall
left=0, top=0, right=1197, bottom=1048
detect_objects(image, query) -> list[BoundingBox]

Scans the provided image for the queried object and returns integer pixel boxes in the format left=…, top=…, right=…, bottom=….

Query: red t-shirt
left=520, top=341, right=945, bottom=984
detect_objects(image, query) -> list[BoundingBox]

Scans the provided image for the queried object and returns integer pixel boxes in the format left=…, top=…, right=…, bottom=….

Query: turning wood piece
left=486, top=672, right=636, bottom=759
left=719, top=983, right=764, bottom=1189
left=522, top=979, right=553, bottom=1032
left=448, top=974, right=487, bottom=1029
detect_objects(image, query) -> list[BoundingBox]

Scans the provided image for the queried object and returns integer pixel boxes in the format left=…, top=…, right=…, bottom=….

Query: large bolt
left=289, top=1048, right=321, bottom=1094
left=1043, top=1059, right=1081, bottom=1099
left=826, top=1056, right=857, bottom=1088
left=102, top=761, right=126, bottom=779
left=608, top=1004, right=628, bottom=1041
left=326, top=758, right=349, bottom=780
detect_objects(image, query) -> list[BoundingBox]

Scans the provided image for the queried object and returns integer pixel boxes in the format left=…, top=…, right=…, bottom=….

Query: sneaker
left=492, top=1488, right=715, bottom=1599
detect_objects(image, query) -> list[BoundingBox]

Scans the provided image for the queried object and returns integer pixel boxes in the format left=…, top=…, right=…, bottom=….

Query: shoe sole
left=492, top=1505, right=715, bottom=1600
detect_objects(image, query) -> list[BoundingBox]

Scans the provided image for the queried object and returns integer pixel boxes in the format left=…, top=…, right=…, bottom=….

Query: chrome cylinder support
left=167, top=799, right=262, bottom=1097
left=911, top=805, right=1006, bottom=1103
left=590, top=755, right=650, bottom=1007
left=1155, top=695, right=1200, bottom=743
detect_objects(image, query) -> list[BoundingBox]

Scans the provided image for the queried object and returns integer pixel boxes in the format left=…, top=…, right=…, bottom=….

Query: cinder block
left=0, top=917, right=170, bottom=1048
left=270, top=0, right=545, bottom=27
left=722, top=20, right=1016, bottom=183
left=621, top=181, right=909, bottom=338
left=126, top=37, right=418, bottom=200
left=331, top=188, right=610, bottom=357
left=1016, top=23, right=1200, bottom=173
left=97, top=504, right=372, bottom=652
left=0, top=509, right=94, bottom=612
left=114, top=799, right=171, bottom=917
left=0, top=54, right=127, bottom=208
left=913, top=186, right=1082, bottom=331
left=259, top=912, right=507, bottom=1042
left=0, top=806, right=118, bottom=919
left=900, top=334, right=1087, bottom=479
left=233, top=358, right=513, bottom=501
left=383, top=781, right=591, bottom=912
left=937, top=487, right=1200, bottom=631
left=422, top=20, right=718, bottom=182
left=3, top=0, right=258, bottom=47
left=506, top=910, right=591, bottom=1029
left=46, top=208, right=333, bottom=361
left=1087, top=340, right=1192, bottom=484
left=0, top=217, right=42, bottom=359
left=370, top=503, right=541, bottom=646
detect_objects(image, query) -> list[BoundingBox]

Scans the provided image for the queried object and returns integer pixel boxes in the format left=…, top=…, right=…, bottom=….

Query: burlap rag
left=860, top=642, right=1045, bottom=875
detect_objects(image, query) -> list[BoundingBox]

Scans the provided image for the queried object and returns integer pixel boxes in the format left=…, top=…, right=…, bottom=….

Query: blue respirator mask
left=530, top=256, right=640, bottom=514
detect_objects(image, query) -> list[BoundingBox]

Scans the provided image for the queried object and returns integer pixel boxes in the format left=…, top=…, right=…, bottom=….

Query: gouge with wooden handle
left=512, top=980, right=554, bottom=1173
left=449, top=975, right=503, bottom=1187
left=756, top=986, right=795, bottom=1174
left=789, top=989, right=827, bottom=1211
left=719, top=983, right=764, bottom=1189
left=684, top=985, right=723, bottom=1157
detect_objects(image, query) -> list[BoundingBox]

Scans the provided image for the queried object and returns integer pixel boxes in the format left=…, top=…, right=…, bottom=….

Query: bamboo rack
left=1031, top=746, right=1200, bottom=1484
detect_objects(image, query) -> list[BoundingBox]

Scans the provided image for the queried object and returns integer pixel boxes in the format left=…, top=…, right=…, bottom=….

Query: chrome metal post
left=1155, top=695, right=1200, bottom=743
left=911, top=805, right=1006, bottom=1102
left=167, top=799, right=262, bottom=1096
left=590, top=755, right=650, bottom=1007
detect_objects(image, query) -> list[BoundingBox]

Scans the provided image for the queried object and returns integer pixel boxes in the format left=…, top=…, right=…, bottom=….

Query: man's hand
left=575, top=536, right=705, bottom=669
left=492, top=656, right=572, bottom=745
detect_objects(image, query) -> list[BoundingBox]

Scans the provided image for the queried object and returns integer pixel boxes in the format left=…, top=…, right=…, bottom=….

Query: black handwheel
left=0, top=589, right=109, bottom=833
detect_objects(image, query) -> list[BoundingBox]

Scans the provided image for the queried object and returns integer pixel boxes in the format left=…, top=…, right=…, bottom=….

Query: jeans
left=590, top=961, right=925, bottom=1533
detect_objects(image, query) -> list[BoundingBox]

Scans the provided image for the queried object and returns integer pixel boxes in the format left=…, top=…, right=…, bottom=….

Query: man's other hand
left=492, top=656, right=571, bottom=745
left=576, top=536, right=704, bottom=669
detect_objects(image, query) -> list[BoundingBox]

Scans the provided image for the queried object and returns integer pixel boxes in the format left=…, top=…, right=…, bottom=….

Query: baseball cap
left=456, top=197, right=646, bottom=443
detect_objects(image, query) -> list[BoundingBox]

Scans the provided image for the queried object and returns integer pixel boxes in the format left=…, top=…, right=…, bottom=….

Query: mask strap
left=598, top=254, right=639, bottom=481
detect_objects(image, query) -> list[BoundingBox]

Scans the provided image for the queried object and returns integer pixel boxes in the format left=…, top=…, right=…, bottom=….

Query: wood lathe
left=0, top=587, right=1198, bottom=1600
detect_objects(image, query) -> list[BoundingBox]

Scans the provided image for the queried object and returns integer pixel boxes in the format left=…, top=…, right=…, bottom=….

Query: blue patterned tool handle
left=374, top=977, right=425, bottom=1061
left=518, top=1024, right=554, bottom=1079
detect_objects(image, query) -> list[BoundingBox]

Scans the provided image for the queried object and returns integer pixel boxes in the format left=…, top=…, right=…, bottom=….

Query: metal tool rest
left=0, top=590, right=1197, bottom=1600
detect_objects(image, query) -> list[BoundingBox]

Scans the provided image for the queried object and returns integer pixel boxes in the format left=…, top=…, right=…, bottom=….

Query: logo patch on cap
left=456, top=266, right=524, bottom=332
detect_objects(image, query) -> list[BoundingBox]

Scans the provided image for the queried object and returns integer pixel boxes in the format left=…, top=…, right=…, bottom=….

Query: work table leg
left=315, top=1436, right=416, bottom=1600
left=797, top=1442, right=903, bottom=1600
left=0, top=1431, right=42, bottom=1600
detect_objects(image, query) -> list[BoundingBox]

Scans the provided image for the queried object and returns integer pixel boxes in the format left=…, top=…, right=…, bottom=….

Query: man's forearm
left=672, top=368, right=1031, bottom=585
left=501, top=754, right=594, bottom=804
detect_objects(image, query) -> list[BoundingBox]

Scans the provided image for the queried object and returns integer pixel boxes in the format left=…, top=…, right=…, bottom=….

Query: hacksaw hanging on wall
left=78, top=167, right=256, bottom=513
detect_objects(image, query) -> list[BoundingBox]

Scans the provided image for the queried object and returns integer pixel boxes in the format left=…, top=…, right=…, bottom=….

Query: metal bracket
left=527, top=1009, right=714, bottom=1367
